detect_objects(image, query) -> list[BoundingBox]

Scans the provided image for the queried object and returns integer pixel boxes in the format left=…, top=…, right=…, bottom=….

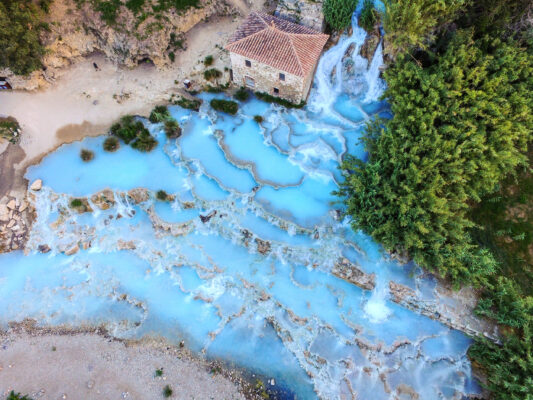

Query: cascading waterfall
left=0, top=10, right=482, bottom=400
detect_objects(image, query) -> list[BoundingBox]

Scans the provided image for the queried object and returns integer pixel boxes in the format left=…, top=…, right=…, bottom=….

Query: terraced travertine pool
left=0, top=13, right=481, bottom=400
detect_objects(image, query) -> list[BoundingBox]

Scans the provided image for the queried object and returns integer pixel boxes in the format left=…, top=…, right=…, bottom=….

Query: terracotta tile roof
left=225, top=12, right=329, bottom=78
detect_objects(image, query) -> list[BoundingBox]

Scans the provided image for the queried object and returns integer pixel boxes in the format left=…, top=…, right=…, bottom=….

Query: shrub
left=125, top=0, right=145, bottom=14
left=6, top=391, right=32, bottom=400
left=253, top=115, right=263, bottom=123
left=359, top=0, right=378, bottom=32
left=210, top=99, right=238, bottom=115
left=175, top=96, right=201, bottom=111
left=234, top=87, right=249, bottom=101
left=131, top=130, right=157, bottom=152
left=168, top=51, right=175, bottom=62
left=111, top=115, right=158, bottom=152
left=80, top=149, right=94, bottom=162
left=163, top=385, right=173, bottom=398
left=155, top=368, right=163, bottom=377
left=203, top=68, right=222, bottom=81
left=156, top=190, right=168, bottom=201
left=103, top=136, right=120, bottom=152
left=0, top=117, right=21, bottom=144
left=96, top=0, right=122, bottom=25
left=164, top=119, right=182, bottom=138
left=149, top=105, right=171, bottom=123
left=203, top=55, right=214, bottom=66
left=70, top=198, right=83, bottom=208
left=255, top=92, right=305, bottom=108
left=323, top=0, right=359, bottom=31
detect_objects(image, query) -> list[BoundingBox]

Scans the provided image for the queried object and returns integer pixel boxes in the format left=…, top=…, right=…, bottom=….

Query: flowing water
left=0, top=14, right=480, bottom=400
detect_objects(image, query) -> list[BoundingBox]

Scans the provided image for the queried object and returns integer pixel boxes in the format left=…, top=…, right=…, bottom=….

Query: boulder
left=6, top=199, right=16, bottom=210
left=360, top=31, right=381, bottom=63
left=38, top=244, right=51, bottom=253
left=30, top=179, right=43, bottom=191
left=255, top=238, right=271, bottom=255
left=0, top=204, right=9, bottom=222
left=64, top=244, right=80, bottom=256
left=18, top=201, right=28, bottom=212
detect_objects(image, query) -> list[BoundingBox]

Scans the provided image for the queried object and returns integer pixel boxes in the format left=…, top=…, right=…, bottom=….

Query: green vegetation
left=253, top=115, right=263, bottom=124
left=174, top=96, right=201, bottom=111
left=6, top=392, right=32, bottom=400
left=203, top=68, right=222, bottom=81
left=255, top=92, right=305, bottom=109
left=323, top=0, right=358, bottom=31
left=162, top=384, right=173, bottom=398
left=80, top=149, right=95, bottom=162
left=0, top=0, right=49, bottom=75
left=203, top=55, right=214, bottom=66
left=337, top=1, right=533, bottom=398
left=164, top=119, right=181, bottom=138
left=210, top=99, right=238, bottom=115
left=234, top=87, right=250, bottom=101
left=96, top=0, right=122, bottom=24
left=110, top=115, right=158, bottom=152
left=70, top=198, right=83, bottom=208
left=156, top=190, right=168, bottom=201
left=155, top=368, right=163, bottom=377
left=126, top=0, right=145, bottom=14
left=103, top=136, right=120, bottom=152
left=359, top=0, right=378, bottom=32
left=149, top=105, right=172, bottom=123
left=0, top=117, right=21, bottom=144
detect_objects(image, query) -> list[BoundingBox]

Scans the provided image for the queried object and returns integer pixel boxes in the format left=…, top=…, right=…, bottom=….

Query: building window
left=245, top=60, right=251, bottom=67
left=279, top=73, right=285, bottom=81
left=273, top=87, right=279, bottom=95
left=245, top=76, right=255, bottom=88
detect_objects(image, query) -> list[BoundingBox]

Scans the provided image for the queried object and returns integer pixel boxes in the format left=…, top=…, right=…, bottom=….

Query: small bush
left=149, top=105, right=171, bottom=123
left=131, top=130, right=158, bottom=152
left=155, top=368, right=163, bottom=377
left=210, top=99, right=238, bottom=115
left=103, top=136, right=120, bottom=152
left=70, top=198, right=83, bottom=208
left=80, top=149, right=94, bottom=162
left=175, top=96, right=201, bottom=111
left=156, top=190, right=168, bottom=201
left=97, top=0, right=122, bottom=25
left=125, top=0, right=145, bottom=14
left=234, top=87, right=249, bottom=101
left=359, top=0, right=378, bottom=32
left=255, top=92, right=305, bottom=108
left=6, top=391, right=32, bottom=400
left=163, top=385, right=173, bottom=398
left=324, top=0, right=358, bottom=31
left=253, top=115, right=264, bottom=123
left=111, top=116, right=158, bottom=152
left=204, top=68, right=222, bottom=81
left=168, top=51, right=175, bottom=62
left=0, top=117, right=21, bottom=144
left=203, top=55, right=214, bottom=66
left=164, top=120, right=182, bottom=138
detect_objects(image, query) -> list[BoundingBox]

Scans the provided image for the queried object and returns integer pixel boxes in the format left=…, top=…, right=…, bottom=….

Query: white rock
left=7, top=219, right=15, bottom=228
left=6, top=199, right=16, bottom=210
left=30, top=179, right=42, bottom=191
left=0, top=204, right=8, bottom=222
left=19, top=201, right=27, bottom=212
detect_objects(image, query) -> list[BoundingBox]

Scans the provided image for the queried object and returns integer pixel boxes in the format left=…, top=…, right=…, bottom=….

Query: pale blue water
left=0, top=13, right=480, bottom=400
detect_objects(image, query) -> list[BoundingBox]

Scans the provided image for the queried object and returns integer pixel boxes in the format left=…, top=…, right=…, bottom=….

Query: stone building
left=225, top=12, right=329, bottom=104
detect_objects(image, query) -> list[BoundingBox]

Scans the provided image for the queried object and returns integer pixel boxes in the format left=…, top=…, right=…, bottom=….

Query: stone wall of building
left=230, top=52, right=307, bottom=104
left=275, top=0, right=325, bottom=32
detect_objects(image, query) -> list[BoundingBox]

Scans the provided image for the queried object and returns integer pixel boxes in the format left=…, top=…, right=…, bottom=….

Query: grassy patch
left=80, top=149, right=95, bottom=162
left=174, top=96, right=201, bottom=111
left=96, top=0, right=122, bottom=24
left=210, top=99, right=238, bottom=115
left=255, top=92, right=305, bottom=108
left=203, top=68, right=222, bottom=81
left=149, top=105, right=172, bottom=123
left=203, top=55, right=214, bottom=66
left=164, top=119, right=181, bottom=138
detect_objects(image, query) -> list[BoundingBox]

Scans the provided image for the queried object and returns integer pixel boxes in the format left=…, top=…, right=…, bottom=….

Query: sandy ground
left=0, top=0, right=269, bottom=198
left=0, top=328, right=246, bottom=400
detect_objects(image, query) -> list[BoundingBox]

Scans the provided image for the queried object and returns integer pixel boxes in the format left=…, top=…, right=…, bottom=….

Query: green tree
left=0, top=0, right=47, bottom=75
left=323, top=0, right=358, bottom=31
left=359, top=0, right=378, bottom=32
left=382, top=0, right=467, bottom=55
left=337, top=31, right=533, bottom=285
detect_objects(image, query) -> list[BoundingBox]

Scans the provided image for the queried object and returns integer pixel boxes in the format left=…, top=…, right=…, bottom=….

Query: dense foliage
left=323, top=0, right=358, bottom=31
left=338, top=32, right=533, bottom=284
left=149, top=105, right=172, bottom=123
left=359, top=0, right=377, bottom=33
left=110, top=115, right=157, bottom=152
left=210, top=99, right=238, bottom=115
left=0, top=0, right=48, bottom=75
left=164, top=119, right=181, bottom=138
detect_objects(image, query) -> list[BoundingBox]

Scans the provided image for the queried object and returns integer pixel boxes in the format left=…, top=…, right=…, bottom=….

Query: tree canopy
left=0, top=0, right=48, bottom=75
